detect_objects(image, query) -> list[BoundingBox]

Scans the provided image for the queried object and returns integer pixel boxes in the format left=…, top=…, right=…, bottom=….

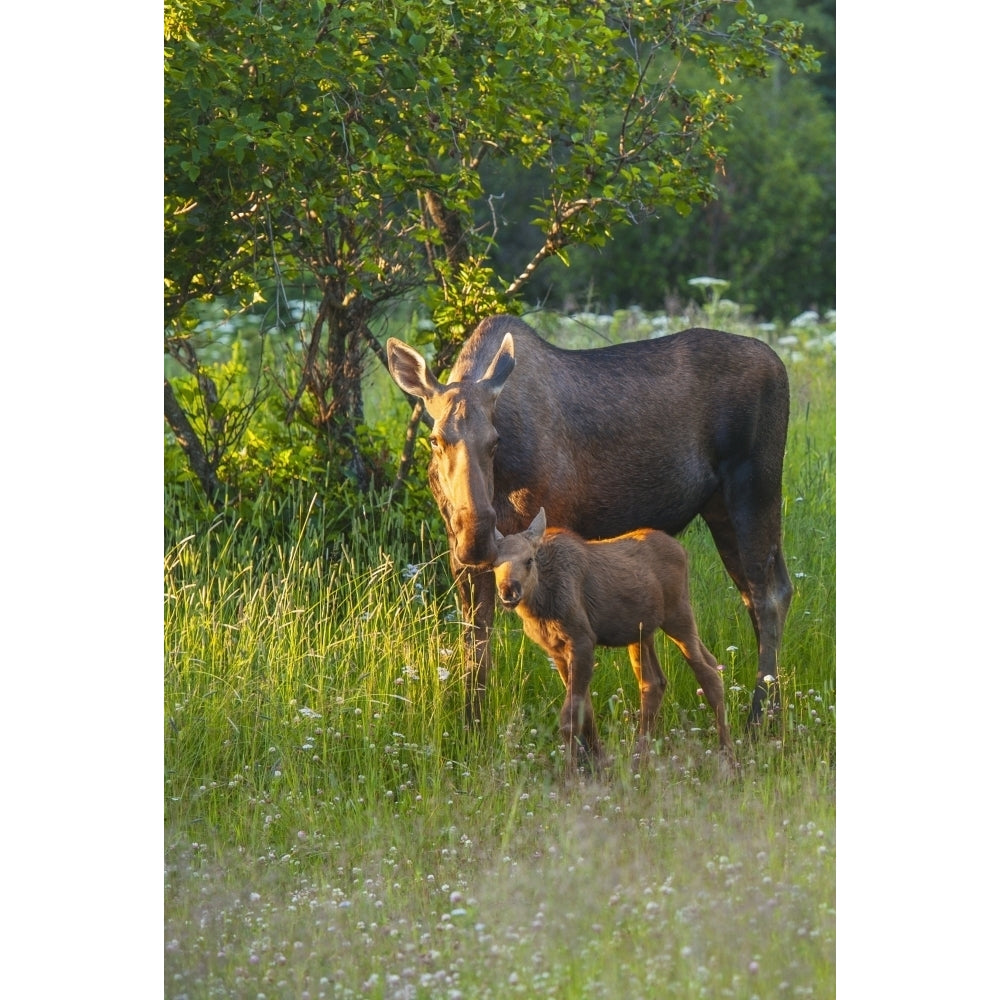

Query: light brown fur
left=492, top=508, right=736, bottom=772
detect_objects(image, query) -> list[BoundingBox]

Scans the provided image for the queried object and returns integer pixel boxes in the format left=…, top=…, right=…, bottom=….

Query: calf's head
left=492, top=508, right=547, bottom=610
left=387, top=334, right=515, bottom=568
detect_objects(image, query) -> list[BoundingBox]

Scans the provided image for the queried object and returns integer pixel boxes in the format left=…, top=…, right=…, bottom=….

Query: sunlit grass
left=165, top=311, right=835, bottom=999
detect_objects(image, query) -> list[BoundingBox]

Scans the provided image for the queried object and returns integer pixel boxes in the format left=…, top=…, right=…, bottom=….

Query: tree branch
left=390, top=400, right=427, bottom=499
left=285, top=287, right=331, bottom=425
left=505, top=199, right=598, bottom=297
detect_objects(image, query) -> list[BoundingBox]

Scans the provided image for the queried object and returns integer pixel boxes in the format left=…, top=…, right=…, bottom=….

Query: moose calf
left=492, top=508, right=736, bottom=771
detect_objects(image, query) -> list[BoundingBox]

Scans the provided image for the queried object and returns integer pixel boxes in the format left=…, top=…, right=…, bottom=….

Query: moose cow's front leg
left=456, top=564, right=496, bottom=725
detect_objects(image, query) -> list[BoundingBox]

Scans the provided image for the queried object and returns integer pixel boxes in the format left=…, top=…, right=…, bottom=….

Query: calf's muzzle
left=497, top=581, right=522, bottom=609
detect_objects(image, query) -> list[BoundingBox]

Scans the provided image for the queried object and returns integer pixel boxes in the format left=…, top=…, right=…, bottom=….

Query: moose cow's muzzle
left=451, top=509, right=498, bottom=568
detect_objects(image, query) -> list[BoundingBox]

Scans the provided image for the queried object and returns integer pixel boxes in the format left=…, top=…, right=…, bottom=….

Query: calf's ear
left=526, top=507, right=547, bottom=541
left=387, top=338, right=442, bottom=401
left=493, top=527, right=504, bottom=544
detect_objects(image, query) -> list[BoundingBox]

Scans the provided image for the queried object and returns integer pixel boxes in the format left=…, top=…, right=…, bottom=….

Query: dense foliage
left=490, top=68, right=834, bottom=319
left=482, top=0, right=834, bottom=319
left=165, top=0, right=826, bottom=529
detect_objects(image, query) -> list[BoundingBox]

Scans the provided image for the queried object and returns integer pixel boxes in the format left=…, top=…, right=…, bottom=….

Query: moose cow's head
left=387, top=334, right=515, bottom=568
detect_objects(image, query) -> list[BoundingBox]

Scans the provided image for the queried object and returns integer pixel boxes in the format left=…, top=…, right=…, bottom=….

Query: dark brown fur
left=387, top=314, right=792, bottom=729
left=493, top=508, right=735, bottom=770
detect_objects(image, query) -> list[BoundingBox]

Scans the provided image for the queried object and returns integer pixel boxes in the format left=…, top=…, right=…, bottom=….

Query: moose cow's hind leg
left=700, top=484, right=792, bottom=732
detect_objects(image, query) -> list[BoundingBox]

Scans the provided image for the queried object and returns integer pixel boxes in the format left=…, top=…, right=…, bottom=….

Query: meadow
left=164, top=306, right=835, bottom=999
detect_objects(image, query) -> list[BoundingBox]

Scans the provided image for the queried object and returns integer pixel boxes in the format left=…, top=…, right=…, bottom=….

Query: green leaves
left=165, top=1, right=821, bottom=509
left=167, top=0, right=818, bottom=317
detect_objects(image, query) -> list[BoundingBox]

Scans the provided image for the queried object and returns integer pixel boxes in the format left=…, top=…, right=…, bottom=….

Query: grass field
left=165, top=310, right=835, bottom=998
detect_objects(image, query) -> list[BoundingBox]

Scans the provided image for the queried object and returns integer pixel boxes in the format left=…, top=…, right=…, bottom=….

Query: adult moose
left=387, top=314, right=792, bottom=730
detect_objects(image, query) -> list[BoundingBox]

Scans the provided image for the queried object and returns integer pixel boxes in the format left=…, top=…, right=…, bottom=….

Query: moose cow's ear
left=481, top=332, right=515, bottom=399
left=387, top=339, right=442, bottom=401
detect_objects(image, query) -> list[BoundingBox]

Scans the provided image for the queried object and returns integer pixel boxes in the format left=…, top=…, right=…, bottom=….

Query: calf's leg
left=557, top=647, right=604, bottom=773
left=660, top=605, right=737, bottom=765
left=627, top=638, right=667, bottom=766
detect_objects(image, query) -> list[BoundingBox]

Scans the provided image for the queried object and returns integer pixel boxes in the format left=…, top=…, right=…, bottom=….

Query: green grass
left=165, top=316, right=835, bottom=999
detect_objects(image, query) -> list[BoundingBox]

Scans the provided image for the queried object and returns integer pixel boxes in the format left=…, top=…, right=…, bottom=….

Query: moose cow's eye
left=488, top=437, right=500, bottom=456
left=429, top=435, right=440, bottom=451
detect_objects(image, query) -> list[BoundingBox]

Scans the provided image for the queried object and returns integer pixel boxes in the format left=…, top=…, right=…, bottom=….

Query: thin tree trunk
left=164, top=379, right=222, bottom=509
left=423, top=190, right=467, bottom=266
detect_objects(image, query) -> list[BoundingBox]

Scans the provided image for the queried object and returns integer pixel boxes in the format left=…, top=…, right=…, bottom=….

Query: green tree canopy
left=165, top=0, right=818, bottom=510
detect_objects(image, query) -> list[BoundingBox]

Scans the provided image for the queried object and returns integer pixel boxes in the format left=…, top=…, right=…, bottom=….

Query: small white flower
left=298, top=707, right=322, bottom=719
left=437, top=667, right=450, bottom=682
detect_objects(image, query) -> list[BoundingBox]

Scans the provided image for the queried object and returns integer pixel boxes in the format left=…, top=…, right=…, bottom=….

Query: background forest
left=481, top=1, right=834, bottom=320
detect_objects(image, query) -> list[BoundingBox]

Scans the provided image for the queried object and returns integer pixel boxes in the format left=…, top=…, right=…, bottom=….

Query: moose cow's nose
left=453, top=510, right=499, bottom=568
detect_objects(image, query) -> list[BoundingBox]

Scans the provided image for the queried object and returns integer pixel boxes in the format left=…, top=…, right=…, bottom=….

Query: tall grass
left=165, top=314, right=835, bottom=999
